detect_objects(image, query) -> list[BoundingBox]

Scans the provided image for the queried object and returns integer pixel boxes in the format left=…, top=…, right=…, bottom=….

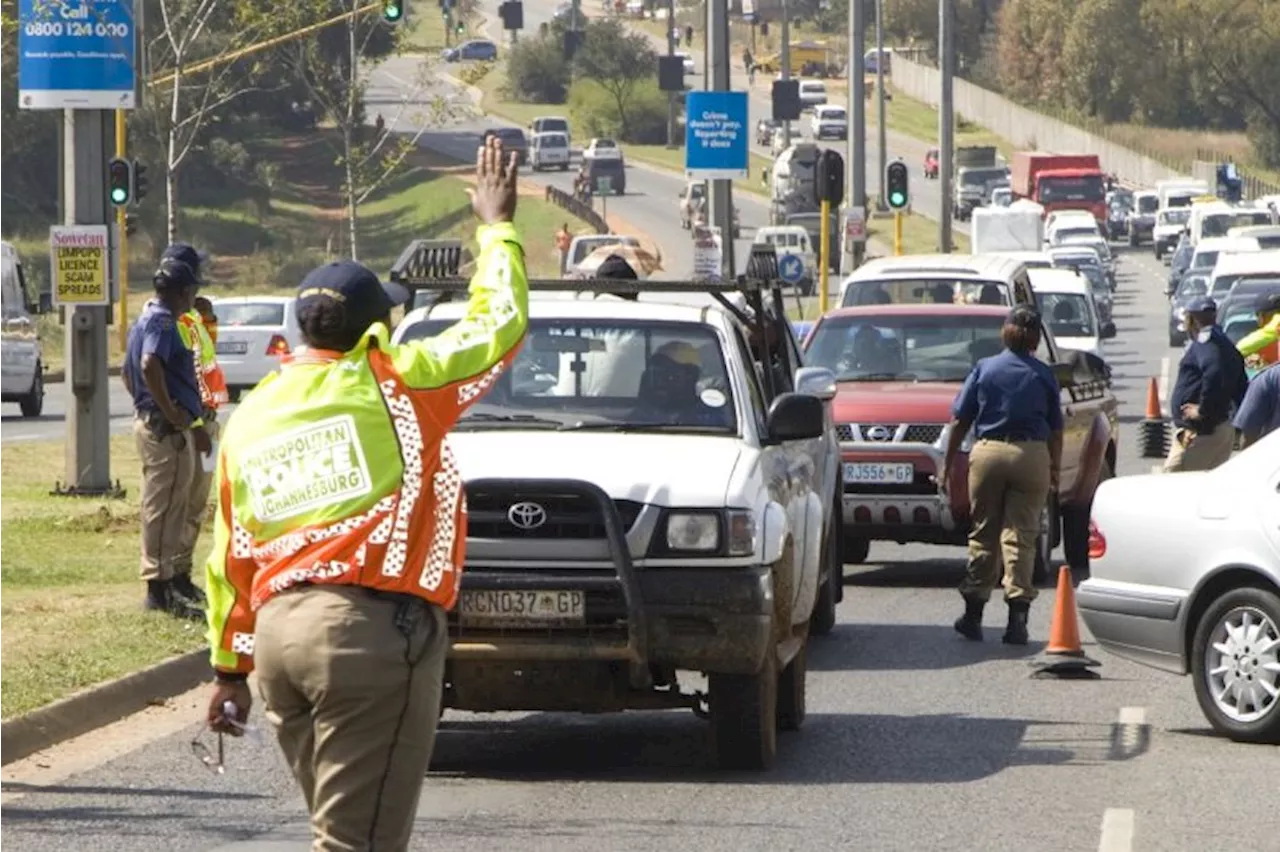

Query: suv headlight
left=658, top=510, right=756, bottom=557
left=667, top=513, right=719, bottom=551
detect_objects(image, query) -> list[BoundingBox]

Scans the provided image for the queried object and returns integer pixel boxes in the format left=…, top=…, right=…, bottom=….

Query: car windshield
left=1223, top=314, right=1259, bottom=344
left=1039, top=175, right=1105, bottom=203
left=1217, top=278, right=1280, bottom=308
left=841, top=278, right=1010, bottom=307
left=217, top=302, right=286, bottom=326
left=1191, top=250, right=1220, bottom=270
left=1079, top=266, right=1107, bottom=291
left=592, top=139, right=617, bottom=149
left=1160, top=209, right=1192, bottom=225
left=1051, top=253, right=1099, bottom=269
left=961, top=167, right=1007, bottom=187
left=1137, top=195, right=1159, bottom=214
left=1052, top=227, right=1098, bottom=244
left=1203, top=211, right=1273, bottom=237
left=819, top=108, right=846, bottom=120
left=1036, top=292, right=1096, bottom=339
left=396, top=319, right=738, bottom=433
left=805, top=312, right=1006, bottom=382
left=1176, top=274, right=1209, bottom=300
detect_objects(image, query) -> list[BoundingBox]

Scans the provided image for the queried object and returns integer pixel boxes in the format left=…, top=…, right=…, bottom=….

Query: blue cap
left=296, top=260, right=410, bottom=332
left=153, top=257, right=200, bottom=291
left=1186, top=296, right=1217, bottom=314
left=161, top=243, right=206, bottom=282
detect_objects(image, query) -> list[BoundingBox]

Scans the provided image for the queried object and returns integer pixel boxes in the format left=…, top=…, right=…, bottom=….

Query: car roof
left=1211, top=250, right=1280, bottom=276
left=1027, top=268, right=1091, bottom=294
left=843, top=253, right=1028, bottom=283
left=398, top=294, right=730, bottom=329
left=1196, top=236, right=1259, bottom=253
left=819, top=304, right=1011, bottom=321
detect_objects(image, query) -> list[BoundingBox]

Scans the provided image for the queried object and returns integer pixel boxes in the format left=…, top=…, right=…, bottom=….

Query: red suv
left=802, top=304, right=1118, bottom=583
left=923, top=148, right=939, bottom=179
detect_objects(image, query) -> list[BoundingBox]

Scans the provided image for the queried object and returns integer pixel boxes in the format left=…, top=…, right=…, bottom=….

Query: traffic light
left=124, top=213, right=138, bottom=236
left=455, top=19, right=464, bottom=34
left=499, top=1, right=523, bottom=30
left=107, top=157, right=132, bottom=207
left=771, top=79, right=800, bottom=121
left=658, top=55, right=684, bottom=92
left=885, top=160, right=910, bottom=210
left=563, top=29, right=583, bottom=60
left=381, top=0, right=403, bottom=23
left=815, top=149, right=844, bottom=206
left=132, top=160, right=148, bottom=204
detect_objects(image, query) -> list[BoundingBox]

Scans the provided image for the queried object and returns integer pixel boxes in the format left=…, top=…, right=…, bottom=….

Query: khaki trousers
left=1162, top=423, right=1236, bottom=473
left=174, top=417, right=221, bottom=575
left=959, top=439, right=1052, bottom=603
left=255, top=585, right=448, bottom=852
left=134, top=417, right=196, bottom=582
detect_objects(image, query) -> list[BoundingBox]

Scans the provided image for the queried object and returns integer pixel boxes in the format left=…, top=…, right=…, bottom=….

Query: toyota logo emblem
left=507, top=501, right=548, bottom=530
left=865, top=425, right=893, bottom=441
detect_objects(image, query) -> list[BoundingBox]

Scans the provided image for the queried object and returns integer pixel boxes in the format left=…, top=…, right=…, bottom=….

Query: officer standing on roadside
left=1165, top=297, right=1248, bottom=472
left=202, top=136, right=528, bottom=852
left=942, top=306, right=1063, bottom=645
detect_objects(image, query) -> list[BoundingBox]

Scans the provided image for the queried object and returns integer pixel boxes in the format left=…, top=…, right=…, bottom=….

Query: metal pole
left=780, top=0, right=791, bottom=147
left=875, top=0, right=886, bottom=210
left=847, top=0, right=866, bottom=273
left=666, top=0, right=678, bottom=148
left=63, top=109, right=113, bottom=494
left=938, top=0, right=955, bottom=252
left=115, top=109, right=128, bottom=351
left=894, top=210, right=903, bottom=255
left=819, top=198, right=830, bottom=314
left=707, top=0, right=735, bottom=278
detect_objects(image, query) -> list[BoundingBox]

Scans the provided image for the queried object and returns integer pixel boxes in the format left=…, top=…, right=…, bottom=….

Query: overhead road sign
left=685, top=91, right=749, bottom=180
left=50, top=226, right=111, bottom=307
left=18, top=0, right=137, bottom=110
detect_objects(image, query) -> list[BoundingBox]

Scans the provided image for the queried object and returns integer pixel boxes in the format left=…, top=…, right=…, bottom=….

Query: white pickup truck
left=390, top=273, right=843, bottom=770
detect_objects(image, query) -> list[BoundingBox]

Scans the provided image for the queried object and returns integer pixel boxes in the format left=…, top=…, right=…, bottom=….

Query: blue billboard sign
left=684, top=91, right=748, bottom=180
left=18, top=0, right=137, bottom=110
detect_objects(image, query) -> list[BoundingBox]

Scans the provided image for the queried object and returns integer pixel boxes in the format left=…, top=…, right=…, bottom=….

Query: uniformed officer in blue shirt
left=942, top=305, right=1064, bottom=645
left=1165, top=296, right=1247, bottom=472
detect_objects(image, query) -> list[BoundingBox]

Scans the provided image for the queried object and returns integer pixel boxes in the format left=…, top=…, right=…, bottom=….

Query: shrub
left=504, top=36, right=571, bottom=104
left=569, top=79, right=670, bottom=145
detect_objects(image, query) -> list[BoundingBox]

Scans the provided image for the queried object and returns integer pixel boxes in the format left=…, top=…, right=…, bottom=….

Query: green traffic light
left=889, top=191, right=905, bottom=207
left=111, top=188, right=128, bottom=204
left=382, top=2, right=403, bottom=21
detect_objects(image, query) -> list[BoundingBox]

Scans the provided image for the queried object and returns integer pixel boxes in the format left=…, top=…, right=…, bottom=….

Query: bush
left=568, top=79, right=670, bottom=145
left=504, top=36, right=571, bottom=104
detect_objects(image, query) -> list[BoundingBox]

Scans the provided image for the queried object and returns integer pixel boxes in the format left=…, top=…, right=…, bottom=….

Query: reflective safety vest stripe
left=204, top=222, right=529, bottom=674
left=178, top=311, right=229, bottom=408
left=1238, top=314, right=1280, bottom=372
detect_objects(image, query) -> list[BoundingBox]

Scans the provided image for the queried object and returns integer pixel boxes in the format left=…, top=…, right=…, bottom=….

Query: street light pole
left=875, top=0, right=886, bottom=210
left=847, top=0, right=867, bottom=273
left=707, top=0, right=735, bottom=278
left=939, top=0, right=955, bottom=252
left=780, top=0, right=791, bottom=148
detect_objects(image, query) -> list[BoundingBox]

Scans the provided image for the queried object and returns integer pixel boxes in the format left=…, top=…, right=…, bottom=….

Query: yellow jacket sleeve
left=1237, top=314, right=1280, bottom=359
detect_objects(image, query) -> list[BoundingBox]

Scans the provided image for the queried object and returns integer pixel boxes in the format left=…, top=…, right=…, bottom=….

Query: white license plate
left=458, top=590, right=585, bottom=625
left=843, top=462, right=914, bottom=484
left=216, top=341, right=248, bottom=355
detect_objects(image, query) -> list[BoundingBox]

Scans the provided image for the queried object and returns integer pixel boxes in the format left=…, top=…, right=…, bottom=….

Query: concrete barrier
left=889, top=58, right=1185, bottom=188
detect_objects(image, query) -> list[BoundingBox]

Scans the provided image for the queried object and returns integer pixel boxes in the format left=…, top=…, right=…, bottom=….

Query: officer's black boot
left=953, top=596, right=985, bottom=641
left=1003, top=600, right=1031, bottom=645
left=172, top=573, right=208, bottom=607
left=143, top=580, right=171, bottom=612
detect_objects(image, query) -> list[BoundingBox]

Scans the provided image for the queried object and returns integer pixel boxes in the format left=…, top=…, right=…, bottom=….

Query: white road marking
left=1157, top=356, right=1171, bottom=409
left=1117, top=706, right=1146, bottom=726
left=1098, top=808, right=1136, bottom=852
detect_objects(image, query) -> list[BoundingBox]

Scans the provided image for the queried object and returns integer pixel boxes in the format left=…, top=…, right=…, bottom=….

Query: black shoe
left=1003, top=600, right=1030, bottom=645
left=143, top=580, right=205, bottom=622
left=172, top=573, right=208, bottom=607
left=953, top=597, right=986, bottom=641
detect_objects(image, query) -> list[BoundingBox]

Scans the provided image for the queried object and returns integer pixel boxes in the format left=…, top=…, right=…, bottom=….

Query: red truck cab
left=802, top=304, right=1119, bottom=582
left=1011, top=152, right=1107, bottom=227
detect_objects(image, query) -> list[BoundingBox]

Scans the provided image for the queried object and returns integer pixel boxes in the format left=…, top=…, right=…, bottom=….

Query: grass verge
left=10, top=132, right=588, bottom=376
left=0, top=436, right=208, bottom=719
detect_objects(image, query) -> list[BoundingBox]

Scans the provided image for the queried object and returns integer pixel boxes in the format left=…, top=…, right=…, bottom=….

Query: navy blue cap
left=296, top=260, right=409, bottom=332
left=1255, top=292, right=1280, bottom=313
left=1186, top=296, right=1217, bottom=314
left=161, top=243, right=206, bottom=281
left=153, top=258, right=200, bottom=291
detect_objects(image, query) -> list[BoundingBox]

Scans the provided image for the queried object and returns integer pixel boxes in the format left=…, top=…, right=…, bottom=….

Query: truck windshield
left=1160, top=209, right=1191, bottom=225
left=1038, top=175, right=1104, bottom=204
left=1137, top=195, right=1159, bottom=214
left=1203, top=211, right=1273, bottom=238
left=804, top=313, right=1006, bottom=382
left=961, top=168, right=1006, bottom=186
left=396, top=319, right=739, bottom=434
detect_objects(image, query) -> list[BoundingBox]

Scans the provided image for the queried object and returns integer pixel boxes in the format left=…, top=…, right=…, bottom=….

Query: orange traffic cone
left=1030, top=566, right=1101, bottom=679
left=1139, top=377, right=1170, bottom=459
left=1144, top=377, right=1161, bottom=420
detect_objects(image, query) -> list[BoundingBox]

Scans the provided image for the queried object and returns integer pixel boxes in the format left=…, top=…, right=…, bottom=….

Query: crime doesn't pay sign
left=50, top=225, right=110, bottom=306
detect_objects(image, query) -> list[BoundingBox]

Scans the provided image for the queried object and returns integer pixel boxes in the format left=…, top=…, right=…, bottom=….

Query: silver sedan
left=1078, top=430, right=1280, bottom=744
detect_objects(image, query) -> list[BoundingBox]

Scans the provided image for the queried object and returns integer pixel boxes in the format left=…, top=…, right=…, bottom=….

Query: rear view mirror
left=1051, top=361, right=1075, bottom=387
left=1100, top=322, right=1117, bottom=340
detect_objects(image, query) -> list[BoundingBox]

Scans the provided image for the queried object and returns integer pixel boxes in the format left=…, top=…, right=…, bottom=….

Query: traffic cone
left=1138, top=377, right=1170, bottom=459
left=1030, top=566, right=1101, bottom=679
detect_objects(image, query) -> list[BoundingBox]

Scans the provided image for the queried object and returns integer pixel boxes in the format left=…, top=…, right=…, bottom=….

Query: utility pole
left=115, top=109, right=129, bottom=352
left=938, top=0, right=955, bottom=252
left=847, top=0, right=866, bottom=273
left=780, top=0, right=791, bottom=148
left=63, top=109, right=114, bottom=494
left=707, top=0, right=735, bottom=278
left=666, top=0, right=678, bottom=148
left=875, top=0, right=886, bottom=209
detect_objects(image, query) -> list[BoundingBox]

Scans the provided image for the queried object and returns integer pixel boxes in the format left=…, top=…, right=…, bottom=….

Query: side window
left=1035, top=327, right=1056, bottom=365
left=730, top=324, right=769, bottom=433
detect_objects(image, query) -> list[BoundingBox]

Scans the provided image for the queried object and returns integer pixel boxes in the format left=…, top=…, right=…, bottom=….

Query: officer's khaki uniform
left=1162, top=423, right=1236, bottom=472
left=135, top=416, right=197, bottom=581
left=959, top=438, right=1051, bottom=602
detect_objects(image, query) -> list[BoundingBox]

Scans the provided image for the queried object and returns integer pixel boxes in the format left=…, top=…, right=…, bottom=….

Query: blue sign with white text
left=778, top=254, right=805, bottom=284
left=18, top=0, right=137, bottom=110
left=685, top=91, right=748, bottom=180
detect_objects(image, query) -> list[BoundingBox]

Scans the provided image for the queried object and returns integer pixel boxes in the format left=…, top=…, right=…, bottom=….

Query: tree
left=1059, top=0, right=1144, bottom=122
left=505, top=29, right=571, bottom=104
left=994, top=0, right=1072, bottom=105
left=572, top=19, right=657, bottom=141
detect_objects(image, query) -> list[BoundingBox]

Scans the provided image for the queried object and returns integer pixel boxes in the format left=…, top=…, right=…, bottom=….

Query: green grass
left=876, top=86, right=1013, bottom=158
left=0, top=435, right=209, bottom=719
left=403, top=6, right=476, bottom=52
left=625, top=144, right=775, bottom=198
left=8, top=133, right=587, bottom=376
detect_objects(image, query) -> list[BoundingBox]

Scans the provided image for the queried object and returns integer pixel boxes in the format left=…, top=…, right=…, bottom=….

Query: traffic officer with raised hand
left=202, top=135, right=528, bottom=852
left=942, top=305, right=1063, bottom=645
left=1165, top=296, right=1248, bottom=472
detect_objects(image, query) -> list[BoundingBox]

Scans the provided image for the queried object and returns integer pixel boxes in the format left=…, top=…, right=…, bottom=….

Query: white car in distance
left=208, top=296, right=302, bottom=401
left=1028, top=267, right=1114, bottom=357
left=582, top=137, right=624, bottom=161
left=529, top=131, right=571, bottom=171
left=808, top=104, right=847, bottom=141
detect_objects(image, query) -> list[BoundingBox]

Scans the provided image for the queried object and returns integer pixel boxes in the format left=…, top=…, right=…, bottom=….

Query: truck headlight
left=666, top=513, right=720, bottom=551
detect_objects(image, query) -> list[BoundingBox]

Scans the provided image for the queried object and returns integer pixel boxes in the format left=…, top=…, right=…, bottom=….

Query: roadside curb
left=0, top=648, right=210, bottom=766
left=44, top=365, right=121, bottom=384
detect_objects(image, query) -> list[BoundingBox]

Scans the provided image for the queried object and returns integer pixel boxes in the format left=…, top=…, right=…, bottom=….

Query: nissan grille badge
left=507, top=501, right=548, bottom=530
left=865, top=425, right=893, bottom=442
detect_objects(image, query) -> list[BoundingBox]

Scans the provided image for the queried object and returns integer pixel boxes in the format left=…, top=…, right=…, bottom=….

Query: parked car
left=1, top=241, right=47, bottom=417
left=442, top=39, right=498, bottom=62
left=1078, top=431, right=1280, bottom=744
left=207, top=296, right=301, bottom=401
left=482, top=127, right=528, bottom=164
left=756, top=118, right=781, bottom=147
left=802, top=303, right=1118, bottom=579
left=923, top=148, right=939, bottom=180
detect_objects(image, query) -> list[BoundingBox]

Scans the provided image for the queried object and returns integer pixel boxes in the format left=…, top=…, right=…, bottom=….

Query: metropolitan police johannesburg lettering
left=242, top=415, right=374, bottom=523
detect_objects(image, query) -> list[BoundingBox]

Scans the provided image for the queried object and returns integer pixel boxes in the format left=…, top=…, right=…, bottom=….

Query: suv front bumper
left=840, top=442, right=971, bottom=545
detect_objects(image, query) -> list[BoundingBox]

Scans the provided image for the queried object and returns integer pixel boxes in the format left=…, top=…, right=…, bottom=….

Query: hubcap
left=1205, top=606, right=1280, bottom=724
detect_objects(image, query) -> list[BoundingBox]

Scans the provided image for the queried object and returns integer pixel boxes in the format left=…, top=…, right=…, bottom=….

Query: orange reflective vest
left=178, top=311, right=229, bottom=409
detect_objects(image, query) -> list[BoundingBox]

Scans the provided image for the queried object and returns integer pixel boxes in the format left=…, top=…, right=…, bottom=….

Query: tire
left=19, top=365, right=43, bottom=418
left=709, top=644, right=778, bottom=770
left=776, top=641, right=807, bottom=732
left=1190, top=585, right=1280, bottom=745
left=843, top=535, right=869, bottom=565
left=810, top=522, right=838, bottom=637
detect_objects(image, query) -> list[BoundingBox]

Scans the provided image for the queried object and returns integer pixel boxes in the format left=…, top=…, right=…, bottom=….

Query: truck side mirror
left=1100, top=322, right=1117, bottom=340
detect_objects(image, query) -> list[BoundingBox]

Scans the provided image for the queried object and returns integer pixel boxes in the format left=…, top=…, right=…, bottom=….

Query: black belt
left=979, top=434, right=1044, bottom=443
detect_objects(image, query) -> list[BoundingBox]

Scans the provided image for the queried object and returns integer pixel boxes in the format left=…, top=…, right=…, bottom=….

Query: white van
left=1208, top=250, right=1280, bottom=300
left=1226, top=225, right=1280, bottom=250
left=1028, top=267, right=1113, bottom=357
left=838, top=254, right=1035, bottom=308
left=798, top=80, right=827, bottom=110
left=529, top=131, right=571, bottom=171
left=1156, top=179, right=1211, bottom=213
left=1, top=241, right=46, bottom=417
left=754, top=225, right=816, bottom=294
